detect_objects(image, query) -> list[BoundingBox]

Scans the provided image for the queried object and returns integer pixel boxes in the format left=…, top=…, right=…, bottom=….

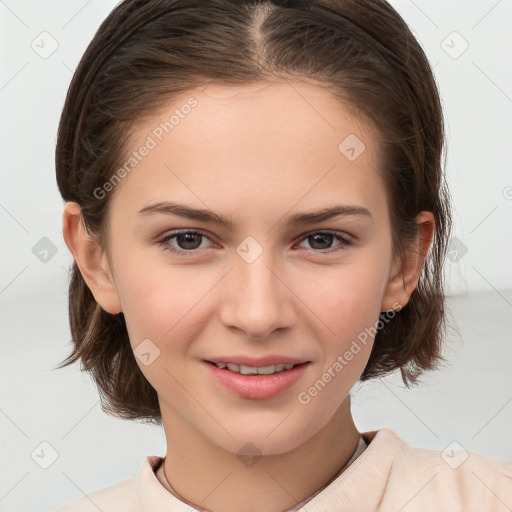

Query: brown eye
left=158, top=229, right=214, bottom=255
left=297, top=231, right=352, bottom=252
left=175, top=232, right=203, bottom=250
left=308, top=233, right=335, bottom=250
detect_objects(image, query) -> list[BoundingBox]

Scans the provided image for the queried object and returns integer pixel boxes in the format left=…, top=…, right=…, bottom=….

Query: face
left=102, top=80, right=400, bottom=455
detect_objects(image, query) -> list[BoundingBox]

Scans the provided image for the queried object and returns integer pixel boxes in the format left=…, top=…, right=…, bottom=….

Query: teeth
left=215, top=362, right=297, bottom=375
left=257, top=365, right=276, bottom=375
left=240, top=365, right=258, bottom=375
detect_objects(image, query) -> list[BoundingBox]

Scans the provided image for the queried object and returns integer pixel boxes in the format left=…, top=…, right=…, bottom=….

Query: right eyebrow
left=137, top=202, right=235, bottom=228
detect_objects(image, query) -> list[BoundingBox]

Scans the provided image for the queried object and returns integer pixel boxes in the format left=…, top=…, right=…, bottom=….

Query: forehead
left=110, top=79, right=387, bottom=224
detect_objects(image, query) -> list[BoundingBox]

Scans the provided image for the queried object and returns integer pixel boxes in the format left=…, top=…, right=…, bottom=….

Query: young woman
left=55, top=0, right=512, bottom=510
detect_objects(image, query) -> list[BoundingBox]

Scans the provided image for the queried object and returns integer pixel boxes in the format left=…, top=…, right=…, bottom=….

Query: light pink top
left=57, top=427, right=512, bottom=511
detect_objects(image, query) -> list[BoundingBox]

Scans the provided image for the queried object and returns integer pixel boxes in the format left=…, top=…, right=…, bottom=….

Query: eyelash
left=157, top=229, right=353, bottom=256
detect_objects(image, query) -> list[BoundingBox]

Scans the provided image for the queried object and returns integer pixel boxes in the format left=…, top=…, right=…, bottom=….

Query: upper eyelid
left=158, top=228, right=352, bottom=247
left=159, top=228, right=218, bottom=244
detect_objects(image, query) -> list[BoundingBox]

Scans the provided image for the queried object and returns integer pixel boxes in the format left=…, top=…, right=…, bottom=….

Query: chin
left=205, top=413, right=325, bottom=457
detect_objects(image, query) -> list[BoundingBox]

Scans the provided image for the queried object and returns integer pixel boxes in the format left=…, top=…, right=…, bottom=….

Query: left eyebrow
left=137, top=201, right=373, bottom=228
left=287, top=205, right=373, bottom=225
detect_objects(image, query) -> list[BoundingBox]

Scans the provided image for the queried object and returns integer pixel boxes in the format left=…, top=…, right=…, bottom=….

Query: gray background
left=1, top=0, right=511, bottom=510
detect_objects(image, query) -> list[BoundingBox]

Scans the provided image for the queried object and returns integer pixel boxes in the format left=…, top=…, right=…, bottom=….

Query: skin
left=63, top=79, right=434, bottom=512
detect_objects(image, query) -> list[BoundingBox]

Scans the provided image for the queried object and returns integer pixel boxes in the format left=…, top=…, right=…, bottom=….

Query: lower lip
left=203, top=361, right=310, bottom=400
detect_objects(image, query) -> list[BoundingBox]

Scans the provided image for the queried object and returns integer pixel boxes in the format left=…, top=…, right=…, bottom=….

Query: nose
left=219, top=247, right=296, bottom=340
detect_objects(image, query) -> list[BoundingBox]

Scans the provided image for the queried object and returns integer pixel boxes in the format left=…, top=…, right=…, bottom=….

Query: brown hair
left=55, top=0, right=453, bottom=425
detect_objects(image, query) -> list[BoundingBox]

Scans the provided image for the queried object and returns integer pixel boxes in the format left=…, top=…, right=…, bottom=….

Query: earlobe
left=380, top=211, right=435, bottom=312
left=62, top=201, right=122, bottom=314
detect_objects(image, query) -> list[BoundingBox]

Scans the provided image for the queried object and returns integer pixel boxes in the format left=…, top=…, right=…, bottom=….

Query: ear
left=381, top=211, right=435, bottom=312
left=62, top=201, right=122, bottom=314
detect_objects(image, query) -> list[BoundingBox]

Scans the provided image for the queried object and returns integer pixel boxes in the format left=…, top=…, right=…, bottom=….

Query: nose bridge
left=239, top=248, right=279, bottom=302
left=221, top=239, right=293, bottom=338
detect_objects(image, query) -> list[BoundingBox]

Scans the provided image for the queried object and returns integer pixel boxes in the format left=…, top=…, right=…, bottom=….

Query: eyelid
left=293, top=228, right=353, bottom=244
left=293, top=230, right=353, bottom=254
left=157, top=228, right=354, bottom=256
left=157, top=228, right=217, bottom=251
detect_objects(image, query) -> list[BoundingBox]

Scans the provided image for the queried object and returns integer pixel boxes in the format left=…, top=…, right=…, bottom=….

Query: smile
left=211, top=362, right=296, bottom=375
left=204, top=360, right=310, bottom=400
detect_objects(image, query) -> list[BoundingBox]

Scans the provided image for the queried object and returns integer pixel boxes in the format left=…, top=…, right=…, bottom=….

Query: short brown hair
left=55, top=0, right=453, bottom=425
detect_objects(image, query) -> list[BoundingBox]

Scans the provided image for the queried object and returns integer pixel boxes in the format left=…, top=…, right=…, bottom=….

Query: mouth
left=202, top=359, right=311, bottom=400
left=205, top=361, right=305, bottom=375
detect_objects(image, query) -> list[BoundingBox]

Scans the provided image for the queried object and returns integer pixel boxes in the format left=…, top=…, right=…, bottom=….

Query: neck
left=160, top=396, right=360, bottom=512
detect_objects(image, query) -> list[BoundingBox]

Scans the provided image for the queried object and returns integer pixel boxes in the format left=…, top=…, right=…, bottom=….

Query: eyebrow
left=137, top=201, right=373, bottom=228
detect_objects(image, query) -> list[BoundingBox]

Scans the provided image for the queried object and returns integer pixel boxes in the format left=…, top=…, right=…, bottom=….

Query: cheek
left=302, top=259, right=388, bottom=342
left=115, top=263, right=210, bottom=347
left=293, top=266, right=385, bottom=426
left=116, top=267, right=211, bottom=399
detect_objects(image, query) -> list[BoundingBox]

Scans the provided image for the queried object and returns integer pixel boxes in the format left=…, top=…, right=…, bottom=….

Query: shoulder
left=367, top=428, right=512, bottom=511
left=57, top=477, right=138, bottom=512
left=55, top=456, right=163, bottom=512
left=57, top=454, right=199, bottom=511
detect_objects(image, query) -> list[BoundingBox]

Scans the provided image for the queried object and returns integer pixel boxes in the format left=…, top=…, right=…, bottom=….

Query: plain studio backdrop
left=1, top=1, right=511, bottom=510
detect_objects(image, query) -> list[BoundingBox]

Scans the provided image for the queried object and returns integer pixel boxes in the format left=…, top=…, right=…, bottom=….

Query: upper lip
left=204, top=356, right=310, bottom=367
